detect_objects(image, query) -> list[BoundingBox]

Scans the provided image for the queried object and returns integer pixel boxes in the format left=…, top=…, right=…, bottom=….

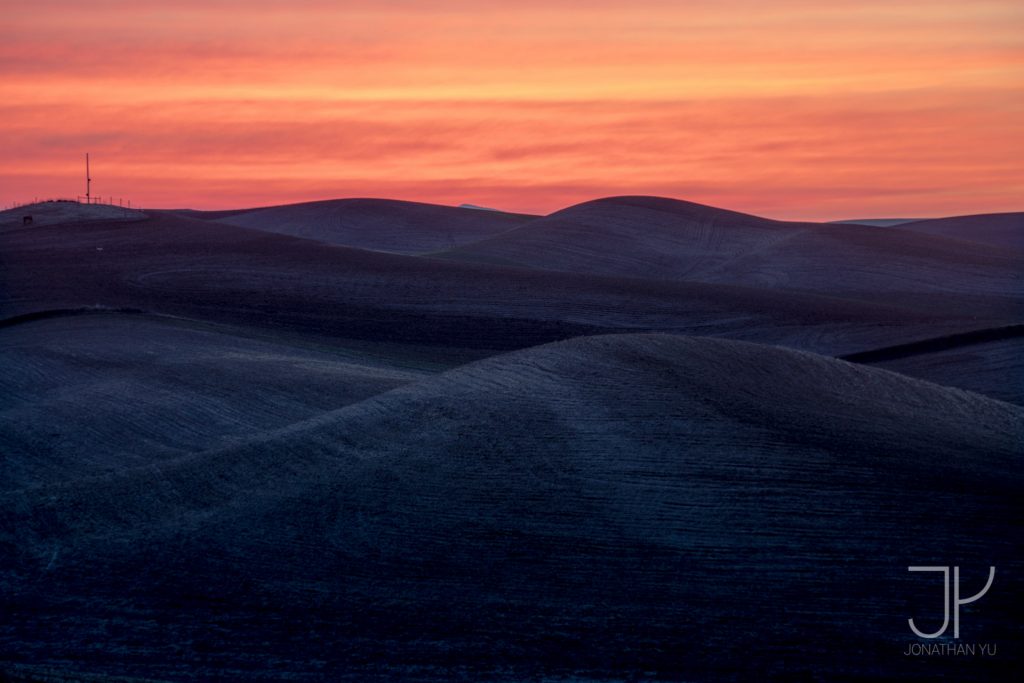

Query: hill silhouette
left=896, top=211, right=1024, bottom=249
left=187, top=198, right=535, bottom=253
left=438, top=196, right=1023, bottom=303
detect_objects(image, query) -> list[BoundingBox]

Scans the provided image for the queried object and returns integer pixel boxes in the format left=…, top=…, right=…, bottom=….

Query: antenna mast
left=85, top=153, right=91, bottom=204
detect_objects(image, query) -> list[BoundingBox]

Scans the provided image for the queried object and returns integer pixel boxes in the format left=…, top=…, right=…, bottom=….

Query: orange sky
left=2, top=0, right=1022, bottom=219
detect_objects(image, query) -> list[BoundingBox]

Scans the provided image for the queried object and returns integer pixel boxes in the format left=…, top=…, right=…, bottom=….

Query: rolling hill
left=0, top=311, right=432, bottom=490
left=2, top=207, right=1009, bottom=359
left=0, top=201, right=145, bottom=232
left=2, top=195, right=1022, bottom=681
left=437, top=196, right=1023, bottom=302
left=189, top=198, right=535, bottom=254
left=856, top=330, right=1024, bottom=406
left=896, top=211, right=1024, bottom=249
left=1, top=334, right=1020, bottom=680
left=436, top=195, right=799, bottom=276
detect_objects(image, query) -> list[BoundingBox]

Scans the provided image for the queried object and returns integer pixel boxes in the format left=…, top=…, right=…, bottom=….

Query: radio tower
left=85, top=153, right=91, bottom=204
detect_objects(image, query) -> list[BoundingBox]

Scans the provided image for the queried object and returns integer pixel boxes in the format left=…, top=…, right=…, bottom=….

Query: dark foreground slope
left=190, top=198, right=535, bottom=254
left=1, top=334, right=1020, bottom=681
left=438, top=196, right=1023, bottom=302
left=0, top=312, right=434, bottom=490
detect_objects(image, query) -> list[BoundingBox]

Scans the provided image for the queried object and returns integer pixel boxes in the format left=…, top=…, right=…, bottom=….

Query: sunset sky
left=2, top=0, right=1022, bottom=219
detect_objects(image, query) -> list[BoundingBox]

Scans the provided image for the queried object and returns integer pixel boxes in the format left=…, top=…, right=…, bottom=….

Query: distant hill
left=437, top=195, right=793, bottom=276
left=831, top=218, right=921, bottom=227
left=458, top=203, right=501, bottom=211
left=436, top=196, right=1023, bottom=301
left=5, top=209, right=994, bottom=359
left=187, top=198, right=535, bottom=254
left=832, top=213, right=1024, bottom=248
left=0, top=200, right=145, bottom=231
left=897, top=211, right=1024, bottom=249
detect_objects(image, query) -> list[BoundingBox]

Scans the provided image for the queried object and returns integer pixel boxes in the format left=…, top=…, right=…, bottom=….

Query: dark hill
left=2, top=334, right=1020, bottom=680
left=192, top=198, right=535, bottom=254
